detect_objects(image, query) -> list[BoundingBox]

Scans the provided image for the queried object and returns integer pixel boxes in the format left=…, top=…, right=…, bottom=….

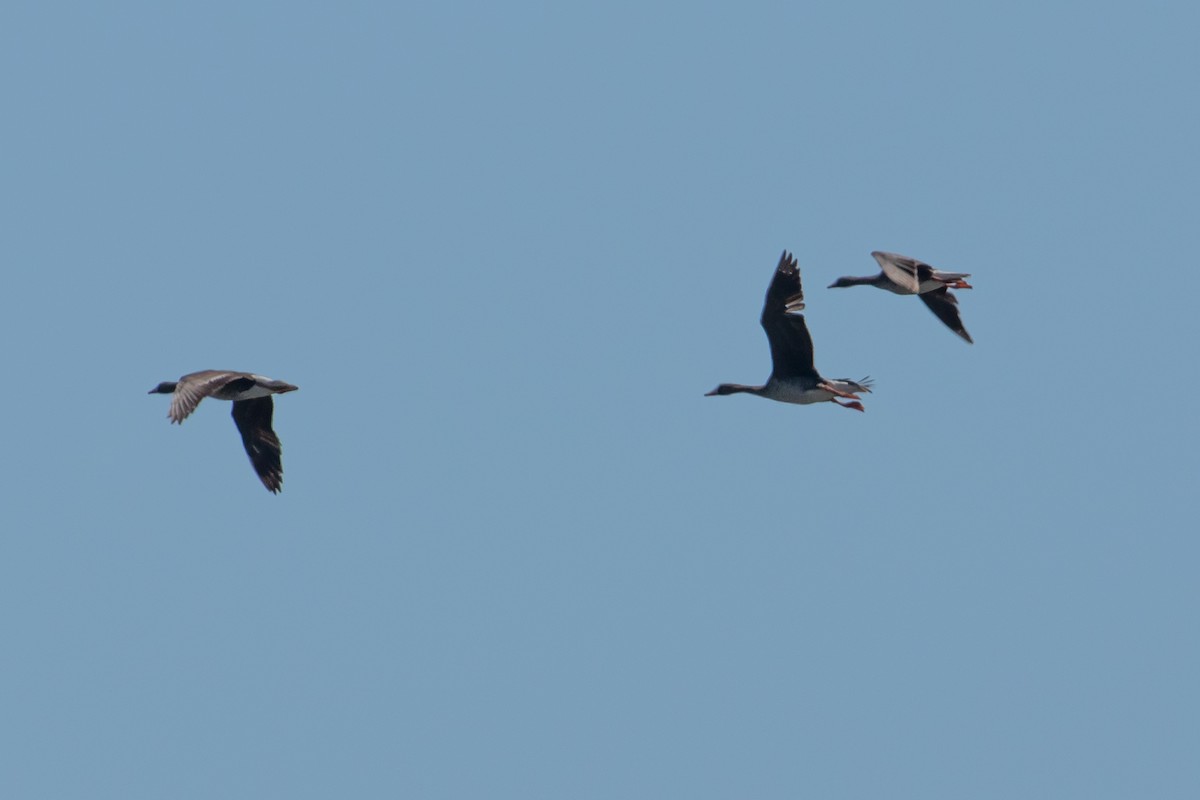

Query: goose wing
left=919, top=287, right=974, bottom=344
left=870, top=251, right=927, bottom=294
left=168, top=370, right=253, bottom=424
left=760, top=251, right=819, bottom=381
left=231, top=396, right=284, bottom=493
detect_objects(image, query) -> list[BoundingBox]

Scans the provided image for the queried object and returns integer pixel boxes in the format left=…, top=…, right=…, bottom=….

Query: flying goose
left=149, top=370, right=298, bottom=493
left=705, top=251, right=872, bottom=411
left=828, top=251, right=974, bottom=343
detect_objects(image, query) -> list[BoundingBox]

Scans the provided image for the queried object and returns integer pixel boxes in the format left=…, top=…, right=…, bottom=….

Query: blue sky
left=3, top=1, right=1198, bottom=797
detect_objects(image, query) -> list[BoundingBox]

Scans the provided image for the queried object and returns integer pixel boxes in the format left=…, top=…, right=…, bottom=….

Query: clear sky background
left=3, top=1, right=1198, bottom=797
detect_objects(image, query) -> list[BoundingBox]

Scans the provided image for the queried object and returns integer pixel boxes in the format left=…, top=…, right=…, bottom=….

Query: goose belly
left=878, top=281, right=915, bottom=296
left=760, top=380, right=829, bottom=405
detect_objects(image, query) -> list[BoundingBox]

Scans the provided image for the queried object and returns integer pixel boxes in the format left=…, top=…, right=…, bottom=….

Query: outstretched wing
left=168, top=371, right=250, bottom=424
left=871, top=251, right=929, bottom=294
left=760, top=251, right=819, bottom=381
left=919, top=287, right=974, bottom=344
left=231, top=397, right=284, bottom=493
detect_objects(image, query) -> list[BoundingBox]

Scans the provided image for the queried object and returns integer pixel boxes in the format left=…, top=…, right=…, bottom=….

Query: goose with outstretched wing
left=149, top=370, right=298, bottom=493
left=706, top=251, right=872, bottom=411
left=829, top=251, right=974, bottom=344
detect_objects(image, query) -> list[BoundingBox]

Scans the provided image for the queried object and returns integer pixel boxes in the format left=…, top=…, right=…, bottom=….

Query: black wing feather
left=919, top=287, right=974, bottom=344
left=760, top=251, right=819, bottom=380
left=231, top=397, right=284, bottom=493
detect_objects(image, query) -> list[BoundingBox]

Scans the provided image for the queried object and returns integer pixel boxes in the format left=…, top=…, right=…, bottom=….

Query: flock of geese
left=705, top=249, right=973, bottom=410
left=150, top=250, right=973, bottom=494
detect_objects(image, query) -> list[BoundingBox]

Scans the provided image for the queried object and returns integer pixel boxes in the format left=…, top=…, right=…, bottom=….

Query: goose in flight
left=149, top=370, right=298, bottom=493
left=706, top=251, right=872, bottom=411
left=828, top=251, right=974, bottom=343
